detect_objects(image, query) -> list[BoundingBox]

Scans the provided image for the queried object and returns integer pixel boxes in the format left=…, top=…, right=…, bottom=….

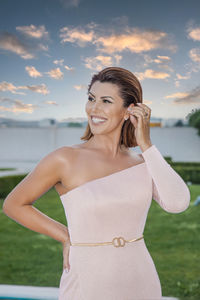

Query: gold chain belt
left=70, top=235, right=144, bottom=248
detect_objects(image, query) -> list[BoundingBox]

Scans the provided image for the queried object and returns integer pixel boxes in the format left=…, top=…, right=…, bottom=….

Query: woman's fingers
left=127, top=106, right=150, bottom=120
left=128, top=109, right=145, bottom=119
left=63, top=243, right=71, bottom=271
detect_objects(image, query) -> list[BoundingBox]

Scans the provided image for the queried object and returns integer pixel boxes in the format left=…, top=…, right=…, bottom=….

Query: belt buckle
left=112, top=236, right=126, bottom=247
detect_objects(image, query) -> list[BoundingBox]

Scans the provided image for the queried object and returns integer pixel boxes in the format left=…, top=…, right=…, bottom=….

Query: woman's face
left=85, top=81, right=127, bottom=135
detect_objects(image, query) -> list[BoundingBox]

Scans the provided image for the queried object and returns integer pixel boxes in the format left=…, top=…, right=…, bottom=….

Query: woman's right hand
left=62, top=240, right=71, bottom=272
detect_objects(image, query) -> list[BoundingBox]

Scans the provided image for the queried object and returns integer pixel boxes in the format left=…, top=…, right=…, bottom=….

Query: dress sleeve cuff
left=141, top=144, right=169, bottom=166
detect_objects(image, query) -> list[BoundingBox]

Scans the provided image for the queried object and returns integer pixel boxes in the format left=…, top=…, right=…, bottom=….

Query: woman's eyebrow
left=88, top=91, right=114, bottom=100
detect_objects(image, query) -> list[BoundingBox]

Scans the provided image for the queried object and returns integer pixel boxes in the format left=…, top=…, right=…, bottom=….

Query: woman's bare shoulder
left=47, top=144, right=86, bottom=170
left=50, top=145, right=80, bottom=165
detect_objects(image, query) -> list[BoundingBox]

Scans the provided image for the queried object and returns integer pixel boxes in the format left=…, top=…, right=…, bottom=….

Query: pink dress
left=58, top=144, right=190, bottom=300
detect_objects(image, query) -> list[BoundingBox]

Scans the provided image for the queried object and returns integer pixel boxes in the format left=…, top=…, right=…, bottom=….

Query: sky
left=0, top=0, right=200, bottom=122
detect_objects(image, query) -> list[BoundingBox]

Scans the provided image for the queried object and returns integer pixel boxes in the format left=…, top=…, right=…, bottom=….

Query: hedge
left=0, top=160, right=199, bottom=199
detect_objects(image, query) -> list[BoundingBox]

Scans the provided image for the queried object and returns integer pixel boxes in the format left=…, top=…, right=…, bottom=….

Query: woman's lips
left=90, top=116, right=107, bottom=125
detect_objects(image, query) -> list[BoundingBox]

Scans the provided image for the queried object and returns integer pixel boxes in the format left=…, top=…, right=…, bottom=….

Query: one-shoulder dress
left=58, top=144, right=190, bottom=300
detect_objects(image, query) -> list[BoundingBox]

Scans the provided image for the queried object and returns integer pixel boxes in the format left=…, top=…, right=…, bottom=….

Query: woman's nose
left=91, top=101, right=102, bottom=109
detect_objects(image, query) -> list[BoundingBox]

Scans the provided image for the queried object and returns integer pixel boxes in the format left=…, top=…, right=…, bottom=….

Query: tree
left=174, top=119, right=184, bottom=127
left=186, top=108, right=200, bottom=136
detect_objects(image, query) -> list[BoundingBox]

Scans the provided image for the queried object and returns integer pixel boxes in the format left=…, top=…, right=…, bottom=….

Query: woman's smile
left=90, top=116, right=108, bottom=125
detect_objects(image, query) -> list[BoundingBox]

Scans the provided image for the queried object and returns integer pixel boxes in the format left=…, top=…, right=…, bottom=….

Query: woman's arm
left=141, top=144, right=190, bottom=213
left=2, top=147, right=71, bottom=245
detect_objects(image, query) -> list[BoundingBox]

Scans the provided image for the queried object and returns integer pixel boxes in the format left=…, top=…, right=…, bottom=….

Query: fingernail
left=138, top=103, right=142, bottom=105
left=127, top=107, right=132, bottom=111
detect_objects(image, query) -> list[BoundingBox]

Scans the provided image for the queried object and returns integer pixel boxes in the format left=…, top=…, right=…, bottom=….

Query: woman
left=3, top=67, right=190, bottom=300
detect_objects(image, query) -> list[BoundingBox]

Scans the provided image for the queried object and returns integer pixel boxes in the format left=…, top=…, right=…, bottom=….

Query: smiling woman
left=2, top=67, right=190, bottom=300
left=81, top=66, right=143, bottom=148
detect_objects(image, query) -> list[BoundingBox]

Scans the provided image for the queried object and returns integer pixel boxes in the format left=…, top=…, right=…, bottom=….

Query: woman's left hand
left=127, top=103, right=152, bottom=150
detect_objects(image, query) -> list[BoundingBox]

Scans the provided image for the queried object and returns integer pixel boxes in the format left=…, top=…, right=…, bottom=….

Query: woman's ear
left=124, top=115, right=129, bottom=121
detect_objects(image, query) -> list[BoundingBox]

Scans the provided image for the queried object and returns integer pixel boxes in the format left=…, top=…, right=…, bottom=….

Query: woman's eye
left=88, top=96, right=94, bottom=101
left=88, top=97, right=111, bottom=103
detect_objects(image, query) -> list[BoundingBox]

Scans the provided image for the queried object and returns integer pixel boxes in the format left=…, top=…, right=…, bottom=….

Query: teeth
left=91, top=117, right=106, bottom=123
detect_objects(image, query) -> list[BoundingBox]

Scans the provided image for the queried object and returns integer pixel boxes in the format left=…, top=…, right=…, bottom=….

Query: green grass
left=0, top=185, right=199, bottom=300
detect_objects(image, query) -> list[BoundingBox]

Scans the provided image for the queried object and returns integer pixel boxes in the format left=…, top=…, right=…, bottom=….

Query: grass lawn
left=0, top=184, right=199, bottom=300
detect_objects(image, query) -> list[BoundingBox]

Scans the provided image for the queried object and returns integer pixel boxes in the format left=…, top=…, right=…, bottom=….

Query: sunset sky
left=0, top=0, right=200, bottom=122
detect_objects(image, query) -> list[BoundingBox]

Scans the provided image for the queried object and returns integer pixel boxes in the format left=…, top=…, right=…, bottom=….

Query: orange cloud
left=0, top=31, right=48, bottom=59
left=189, top=48, right=200, bottom=62
left=60, top=24, right=177, bottom=54
left=186, top=22, right=200, bottom=41
left=16, top=25, right=49, bottom=39
left=135, top=69, right=170, bottom=80
left=46, top=68, right=64, bottom=79
left=25, top=66, right=42, bottom=78
left=0, top=97, right=38, bottom=113
left=60, top=27, right=94, bottom=46
left=165, top=92, right=189, bottom=99
left=166, top=86, right=200, bottom=104
left=73, top=84, right=87, bottom=90
left=0, top=81, right=26, bottom=95
left=83, top=54, right=122, bottom=71
left=0, top=81, right=49, bottom=95
left=0, top=32, right=34, bottom=59
left=44, top=101, right=59, bottom=106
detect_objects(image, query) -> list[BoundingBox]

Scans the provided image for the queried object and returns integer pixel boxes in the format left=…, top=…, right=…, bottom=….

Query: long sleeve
left=141, top=144, right=190, bottom=213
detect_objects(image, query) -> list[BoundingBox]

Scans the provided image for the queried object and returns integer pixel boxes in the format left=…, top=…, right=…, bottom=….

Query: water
left=0, top=126, right=199, bottom=175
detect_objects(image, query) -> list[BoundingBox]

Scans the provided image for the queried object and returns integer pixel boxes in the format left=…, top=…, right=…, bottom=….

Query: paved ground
left=0, top=284, right=179, bottom=299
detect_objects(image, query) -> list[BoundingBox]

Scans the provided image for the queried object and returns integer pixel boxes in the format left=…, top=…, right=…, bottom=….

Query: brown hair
left=80, top=66, right=143, bottom=148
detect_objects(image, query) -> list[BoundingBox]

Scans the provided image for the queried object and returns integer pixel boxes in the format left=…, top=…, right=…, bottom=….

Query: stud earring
left=124, top=116, right=129, bottom=121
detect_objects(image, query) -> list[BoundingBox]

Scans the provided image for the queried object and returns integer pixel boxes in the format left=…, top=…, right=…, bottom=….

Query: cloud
left=0, top=30, right=48, bottom=59
left=165, top=92, right=189, bottom=99
left=83, top=54, right=122, bottom=71
left=0, top=81, right=26, bottom=95
left=52, top=59, right=75, bottom=71
left=142, top=54, right=172, bottom=68
left=45, top=67, right=64, bottom=79
left=0, top=81, right=49, bottom=95
left=166, top=86, right=200, bottom=104
left=135, top=69, right=170, bottom=81
left=60, top=23, right=177, bottom=54
left=53, top=59, right=64, bottom=66
left=64, top=65, right=75, bottom=71
left=60, top=26, right=95, bottom=46
left=38, top=43, right=48, bottom=51
left=176, top=73, right=191, bottom=80
left=153, top=55, right=171, bottom=63
left=16, top=25, right=49, bottom=39
left=174, top=81, right=180, bottom=88
left=44, top=100, right=59, bottom=106
left=73, top=84, right=87, bottom=90
left=189, top=48, right=200, bottom=62
left=187, top=27, right=200, bottom=41
left=174, top=72, right=191, bottom=87
left=25, top=66, right=42, bottom=78
left=25, top=65, right=73, bottom=78
left=0, top=97, right=38, bottom=113
left=0, top=32, right=35, bottom=59
left=186, top=21, right=200, bottom=41
left=25, top=84, right=49, bottom=95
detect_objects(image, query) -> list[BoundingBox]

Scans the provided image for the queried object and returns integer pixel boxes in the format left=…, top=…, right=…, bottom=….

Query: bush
left=0, top=174, right=27, bottom=198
